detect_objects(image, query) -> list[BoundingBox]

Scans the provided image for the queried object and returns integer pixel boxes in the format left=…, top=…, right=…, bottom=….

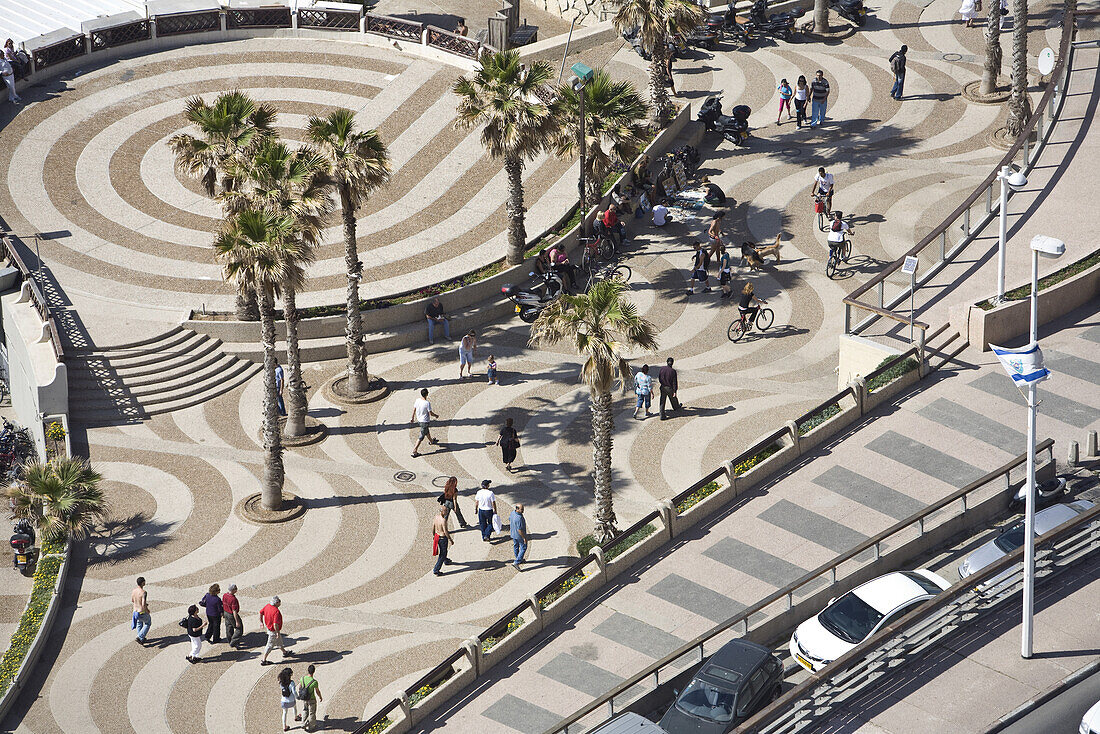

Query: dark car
left=658, top=639, right=783, bottom=734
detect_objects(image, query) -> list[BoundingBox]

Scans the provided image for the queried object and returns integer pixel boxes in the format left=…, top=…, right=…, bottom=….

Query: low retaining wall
left=950, top=260, right=1100, bottom=351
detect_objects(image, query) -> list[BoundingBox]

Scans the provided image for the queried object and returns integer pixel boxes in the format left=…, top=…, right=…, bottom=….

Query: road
left=1000, top=668, right=1100, bottom=734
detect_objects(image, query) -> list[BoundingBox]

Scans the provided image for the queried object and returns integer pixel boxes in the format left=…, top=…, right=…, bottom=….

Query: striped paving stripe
left=865, top=430, right=986, bottom=487
left=481, top=694, right=562, bottom=734
left=969, top=373, right=1100, bottom=429
left=916, top=398, right=1027, bottom=456
left=811, top=465, right=927, bottom=521
left=758, top=499, right=868, bottom=554
left=1081, top=325, right=1100, bottom=344
left=537, top=653, right=624, bottom=697
left=703, top=537, right=809, bottom=588
left=647, top=573, right=741, bottom=623
left=1044, top=350, right=1100, bottom=387
left=592, top=613, right=686, bottom=660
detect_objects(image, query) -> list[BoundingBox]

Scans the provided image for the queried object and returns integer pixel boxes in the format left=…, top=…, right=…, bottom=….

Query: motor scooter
left=502, top=270, right=565, bottom=323
left=830, top=0, right=868, bottom=25
left=704, top=7, right=758, bottom=46
left=698, top=97, right=752, bottom=146
left=1009, top=476, right=1068, bottom=512
left=748, top=0, right=805, bottom=40
left=11, top=519, right=35, bottom=575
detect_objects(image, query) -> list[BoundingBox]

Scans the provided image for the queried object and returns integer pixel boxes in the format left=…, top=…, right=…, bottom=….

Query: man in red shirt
left=259, top=596, right=291, bottom=665
left=221, top=584, right=243, bottom=648
left=601, top=204, right=626, bottom=249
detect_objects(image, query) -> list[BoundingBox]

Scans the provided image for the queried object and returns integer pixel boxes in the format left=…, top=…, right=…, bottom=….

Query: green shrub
left=675, top=482, right=721, bottom=514
left=797, top=403, right=842, bottom=436
left=733, top=444, right=781, bottom=476
left=537, top=573, right=586, bottom=608
left=0, top=539, right=65, bottom=696
left=978, top=247, right=1100, bottom=310
left=866, top=356, right=919, bottom=393
left=576, top=534, right=599, bottom=558
left=481, top=615, right=526, bottom=653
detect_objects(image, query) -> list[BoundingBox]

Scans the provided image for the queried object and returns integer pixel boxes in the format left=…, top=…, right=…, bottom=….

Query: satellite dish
left=1037, top=47, right=1056, bottom=76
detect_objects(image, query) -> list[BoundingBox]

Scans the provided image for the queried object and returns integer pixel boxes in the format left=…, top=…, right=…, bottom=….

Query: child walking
left=487, top=356, right=498, bottom=384
left=777, top=79, right=793, bottom=123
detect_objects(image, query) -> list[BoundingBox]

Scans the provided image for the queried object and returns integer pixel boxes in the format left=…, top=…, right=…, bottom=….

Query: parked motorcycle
left=698, top=97, right=752, bottom=146
left=830, top=0, right=868, bottom=26
left=748, top=0, right=805, bottom=40
left=1009, top=475, right=1068, bottom=512
left=622, top=27, right=689, bottom=60
left=10, top=519, right=35, bottom=575
left=684, top=25, right=720, bottom=50
left=502, top=270, right=564, bottom=323
left=704, top=8, right=758, bottom=46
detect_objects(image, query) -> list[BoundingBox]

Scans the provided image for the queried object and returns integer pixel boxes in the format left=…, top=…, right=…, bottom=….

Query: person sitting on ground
left=425, top=297, right=450, bottom=344
left=601, top=204, right=626, bottom=249
left=740, top=236, right=782, bottom=269
left=652, top=202, right=671, bottom=227
left=632, top=154, right=652, bottom=187
left=611, top=183, right=636, bottom=216
left=701, top=176, right=727, bottom=206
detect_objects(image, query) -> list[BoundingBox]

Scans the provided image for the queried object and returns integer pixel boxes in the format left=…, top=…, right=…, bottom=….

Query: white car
left=789, top=570, right=951, bottom=673
left=1082, top=696, right=1100, bottom=734
left=959, top=500, right=1096, bottom=588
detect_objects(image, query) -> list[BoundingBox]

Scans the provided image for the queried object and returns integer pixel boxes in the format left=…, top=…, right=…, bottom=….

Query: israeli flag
left=990, top=342, right=1050, bottom=385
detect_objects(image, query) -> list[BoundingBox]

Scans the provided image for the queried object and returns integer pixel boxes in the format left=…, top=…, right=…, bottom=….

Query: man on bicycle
left=737, top=283, right=766, bottom=325
left=827, top=211, right=850, bottom=248
left=811, top=166, right=835, bottom=215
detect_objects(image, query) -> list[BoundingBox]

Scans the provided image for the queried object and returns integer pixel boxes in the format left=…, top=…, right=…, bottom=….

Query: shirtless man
left=132, top=577, right=151, bottom=644
left=459, top=330, right=478, bottom=378
left=432, top=506, right=455, bottom=576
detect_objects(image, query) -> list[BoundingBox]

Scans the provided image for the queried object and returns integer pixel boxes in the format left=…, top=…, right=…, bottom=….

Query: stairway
left=67, top=326, right=261, bottom=427
left=923, top=323, right=970, bottom=373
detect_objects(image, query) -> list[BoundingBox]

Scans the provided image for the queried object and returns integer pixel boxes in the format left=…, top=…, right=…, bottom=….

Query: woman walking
left=440, top=476, right=469, bottom=527
left=634, top=364, right=654, bottom=419
left=182, top=605, right=205, bottom=663
left=777, top=79, right=794, bottom=123
left=497, top=417, right=520, bottom=471
left=201, top=584, right=223, bottom=643
left=278, top=667, right=302, bottom=731
left=793, top=76, right=809, bottom=129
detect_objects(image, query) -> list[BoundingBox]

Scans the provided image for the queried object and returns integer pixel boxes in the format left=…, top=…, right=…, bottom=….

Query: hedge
left=675, top=481, right=721, bottom=514
left=797, top=403, right=842, bottom=436
left=576, top=523, right=658, bottom=560
left=0, top=539, right=65, bottom=697
left=866, top=356, right=919, bottom=393
left=733, top=444, right=781, bottom=476
left=481, top=615, right=525, bottom=653
left=977, top=247, right=1100, bottom=310
left=537, top=572, right=586, bottom=608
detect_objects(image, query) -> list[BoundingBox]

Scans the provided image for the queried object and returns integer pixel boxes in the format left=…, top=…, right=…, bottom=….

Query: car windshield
left=901, top=571, right=944, bottom=595
left=818, top=592, right=884, bottom=644
left=995, top=523, right=1025, bottom=553
left=675, top=678, right=737, bottom=723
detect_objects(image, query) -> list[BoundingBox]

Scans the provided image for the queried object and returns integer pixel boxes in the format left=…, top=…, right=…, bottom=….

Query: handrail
left=403, top=647, right=466, bottom=698
left=543, top=439, right=1055, bottom=734
left=0, top=234, right=65, bottom=361
left=735, top=498, right=1100, bottom=733
left=477, top=599, right=533, bottom=643
left=862, top=347, right=918, bottom=386
left=843, top=5, right=1079, bottom=337
left=671, top=466, right=727, bottom=506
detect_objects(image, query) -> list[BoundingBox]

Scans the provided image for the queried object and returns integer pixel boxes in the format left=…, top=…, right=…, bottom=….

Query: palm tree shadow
left=85, top=512, right=178, bottom=566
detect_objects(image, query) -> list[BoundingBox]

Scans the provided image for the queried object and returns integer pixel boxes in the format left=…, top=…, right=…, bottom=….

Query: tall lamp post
left=1020, top=234, right=1065, bottom=659
left=570, top=62, right=594, bottom=231
left=995, top=166, right=1028, bottom=304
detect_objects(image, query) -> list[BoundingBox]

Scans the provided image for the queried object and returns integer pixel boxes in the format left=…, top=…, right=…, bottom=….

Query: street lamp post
left=1020, top=234, right=1065, bottom=659
left=995, top=166, right=1028, bottom=304
left=570, top=62, right=594, bottom=232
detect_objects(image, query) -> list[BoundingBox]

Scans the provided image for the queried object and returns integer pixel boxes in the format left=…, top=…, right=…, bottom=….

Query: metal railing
left=30, top=34, right=86, bottom=70
left=545, top=440, right=1054, bottom=734
left=297, top=7, right=360, bottom=30
left=155, top=10, right=222, bottom=36
left=0, top=235, right=65, bottom=362
left=736, top=499, right=1100, bottom=733
left=426, top=26, right=482, bottom=58
left=364, top=13, right=423, bottom=41
left=226, top=7, right=292, bottom=28
left=842, top=7, right=1080, bottom=343
left=89, top=19, right=151, bottom=51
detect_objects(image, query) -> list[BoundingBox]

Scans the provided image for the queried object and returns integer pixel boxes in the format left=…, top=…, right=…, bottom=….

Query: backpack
left=831, top=219, right=844, bottom=232
left=297, top=678, right=315, bottom=701
left=179, top=617, right=189, bottom=628
left=891, top=53, right=905, bottom=75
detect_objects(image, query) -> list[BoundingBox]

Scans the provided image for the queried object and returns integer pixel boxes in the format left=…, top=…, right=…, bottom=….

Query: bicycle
left=727, top=305, right=774, bottom=341
left=586, top=261, right=632, bottom=291
left=812, top=192, right=833, bottom=232
left=825, top=237, right=852, bottom=279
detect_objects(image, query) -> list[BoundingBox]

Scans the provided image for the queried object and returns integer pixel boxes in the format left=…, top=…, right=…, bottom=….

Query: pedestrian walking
left=201, top=584, right=224, bottom=643
left=299, top=665, right=323, bottom=731
left=809, top=70, right=830, bottom=127
left=959, top=0, right=979, bottom=26
left=459, top=330, right=477, bottom=378
left=278, top=667, right=301, bottom=731
left=658, top=357, right=683, bottom=420
left=633, top=364, right=654, bottom=419
left=687, top=242, right=711, bottom=295
left=474, top=480, right=497, bottom=542
left=274, top=362, right=287, bottom=416
left=439, top=476, right=469, bottom=527
left=432, top=505, right=455, bottom=576
left=509, top=504, right=528, bottom=569
left=665, top=53, right=678, bottom=97
left=498, top=417, right=520, bottom=471
left=794, top=75, right=809, bottom=129
left=777, top=79, right=794, bottom=123
left=889, top=45, right=907, bottom=100
left=0, top=56, right=21, bottom=105
left=222, top=583, right=243, bottom=647
left=718, top=244, right=733, bottom=299
left=180, top=604, right=205, bottom=663
left=487, top=355, right=498, bottom=384
left=260, top=596, right=292, bottom=665
left=706, top=210, right=725, bottom=259
left=131, top=577, right=151, bottom=644
left=410, top=387, right=440, bottom=458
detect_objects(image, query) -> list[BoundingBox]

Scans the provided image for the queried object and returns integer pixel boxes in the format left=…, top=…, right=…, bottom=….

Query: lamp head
left=1030, top=235, right=1065, bottom=259
left=1006, top=170, right=1028, bottom=189
left=570, top=62, right=594, bottom=84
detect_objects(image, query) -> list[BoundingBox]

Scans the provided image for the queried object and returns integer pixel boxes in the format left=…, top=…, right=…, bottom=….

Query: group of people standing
left=634, top=357, right=684, bottom=421
left=432, top=477, right=530, bottom=574
left=775, top=70, right=832, bottom=128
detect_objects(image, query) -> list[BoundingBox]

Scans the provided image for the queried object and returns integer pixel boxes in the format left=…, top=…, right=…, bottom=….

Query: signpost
left=902, top=255, right=918, bottom=345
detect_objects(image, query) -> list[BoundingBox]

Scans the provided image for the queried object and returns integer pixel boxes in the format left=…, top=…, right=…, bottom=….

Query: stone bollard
left=1068, top=441, right=1079, bottom=468
left=462, top=637, right=481, bottom=678
left=1088, top=431, right=1098, bottom=458
left=657, top=499, right=675, bottom=541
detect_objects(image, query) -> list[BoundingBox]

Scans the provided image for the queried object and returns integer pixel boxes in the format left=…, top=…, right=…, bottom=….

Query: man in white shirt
left=827, top=212, right=850, bottom=244
left=811, top=167, right=835, bottom=214
left=652, top=203, right=670, bottom=227
left=410, top=388, right=439, bottom=457
left=0, top=57, right=21, bottom=105
left=474, top=480, right=497, bottom=541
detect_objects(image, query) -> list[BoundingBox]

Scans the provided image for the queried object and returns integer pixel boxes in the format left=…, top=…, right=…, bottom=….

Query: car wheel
left=772, top=684, right=783, bottom=702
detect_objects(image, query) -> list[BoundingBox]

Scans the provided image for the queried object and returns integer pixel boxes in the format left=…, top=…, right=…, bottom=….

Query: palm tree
left=980, top=0, right=1005, bottom=95
left=1005, top=0, right=1031, bottom=135
left=7, top=458, right=107, bottom=542
left=814, top=0, right=830, bottom=33
left=222, top=140, right=331, bottom=438
left=612, top=0, right=703, bottom=125
left=214, top=208, right=303, bottom=510
left=552, top=69, right=649, bottom=209
left=454, top=50, right=557, bottom=265
left=528, top=280, right=658, bottom=542
left=169, top=91, right=277, bottom=321
left=307, top=109, right=391, bottom=395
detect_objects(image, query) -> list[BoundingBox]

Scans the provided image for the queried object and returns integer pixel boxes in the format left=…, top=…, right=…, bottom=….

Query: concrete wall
left=837, top=333, right=904, bottom=391
left=949, top=261, right=1100, bottom=351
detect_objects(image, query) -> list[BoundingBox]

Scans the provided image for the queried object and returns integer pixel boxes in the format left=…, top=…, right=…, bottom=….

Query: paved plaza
left=0, top=1, right=1097, bottom=733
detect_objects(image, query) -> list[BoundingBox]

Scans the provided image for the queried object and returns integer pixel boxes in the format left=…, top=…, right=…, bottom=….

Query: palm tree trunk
left=259, top=287, right=285, bottom=511
left=283, top=287, right=308, bottom=439
left=340, top=186, right=370, bottom=393
left=586, top=158, right=604, bottom=210
left=649, top=41, right=673, bottom=126
left=504, top=154, right=527, bottom=265
left=1005, top=0, right=1031, bottom=135
left=235, top=285, right=259, bottom=321
left=980, top=1, right=1004, bottom=95
left=814, top=0, right=830, bottom=32
left=590, top=388, right=618, bottom=543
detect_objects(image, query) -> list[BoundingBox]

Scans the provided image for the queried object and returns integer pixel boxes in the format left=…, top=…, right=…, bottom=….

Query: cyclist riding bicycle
left=737, top=283, right=767, bottom=325
left=827, top=211, right=850, bottom=247
left=811, top=166, right=835, bottom=215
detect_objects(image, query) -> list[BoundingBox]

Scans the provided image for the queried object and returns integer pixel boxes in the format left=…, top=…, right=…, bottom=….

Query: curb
left=983, top=658, right=1100, bottom=733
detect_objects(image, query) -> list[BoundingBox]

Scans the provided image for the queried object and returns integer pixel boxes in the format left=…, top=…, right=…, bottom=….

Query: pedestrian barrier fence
left=0, top=234, right=63, bottom=363
left=544, top=439, right=1055, bottom=734
left=733, top=498, right=1100, bottom=733
left=842, top=7, right=1080, bottom=345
